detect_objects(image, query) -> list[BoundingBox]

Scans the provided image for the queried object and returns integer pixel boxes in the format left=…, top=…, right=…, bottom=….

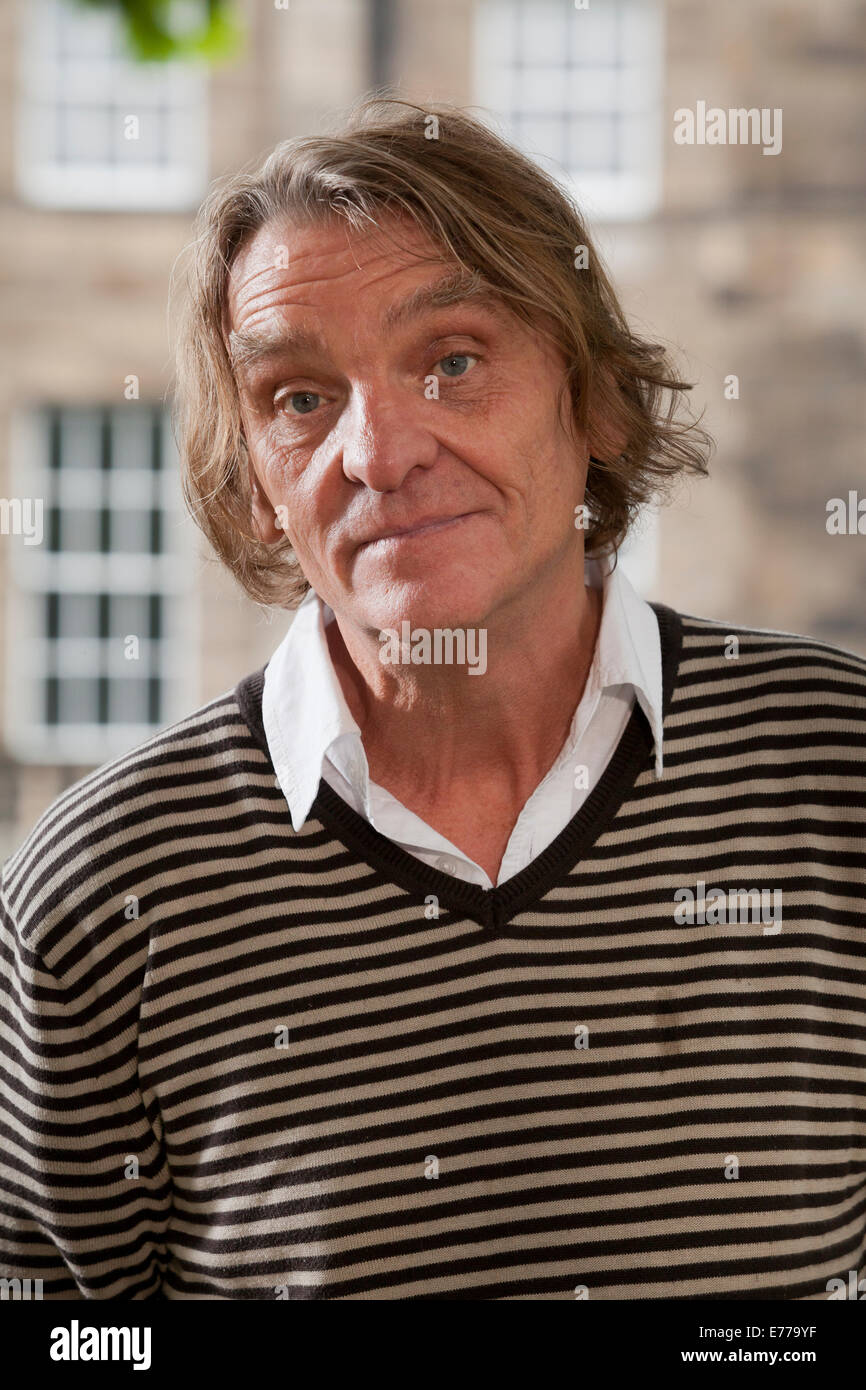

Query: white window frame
left=473, top=0, right=665, bottom=221
left=5, top=406, right=199, bottom=765
left=16, top=0, right=208, bottom=212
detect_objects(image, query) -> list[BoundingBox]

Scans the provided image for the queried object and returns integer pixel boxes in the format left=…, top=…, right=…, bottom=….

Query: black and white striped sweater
left=1, top=605, right=865, bottom=1300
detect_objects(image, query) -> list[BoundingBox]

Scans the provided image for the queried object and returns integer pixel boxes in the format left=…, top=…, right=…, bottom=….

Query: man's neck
left=325, top=555, right=603, bottom=817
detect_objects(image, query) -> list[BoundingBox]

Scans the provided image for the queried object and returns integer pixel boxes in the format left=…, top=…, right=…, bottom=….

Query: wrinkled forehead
left=223, top=212, right=449, bottom=331
left=222, top=211, right=518, bottom=366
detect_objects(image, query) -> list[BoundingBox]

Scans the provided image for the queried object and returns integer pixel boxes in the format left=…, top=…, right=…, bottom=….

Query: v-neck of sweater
left=235, top=602, right=683, bottom=934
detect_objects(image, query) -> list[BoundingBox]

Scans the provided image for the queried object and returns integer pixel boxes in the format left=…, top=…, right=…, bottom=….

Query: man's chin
left=359, top=582, right=493, bottom=640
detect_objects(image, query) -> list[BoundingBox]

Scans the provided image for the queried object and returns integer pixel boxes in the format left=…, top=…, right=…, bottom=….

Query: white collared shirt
left=262, top=554, right=664, bottom=890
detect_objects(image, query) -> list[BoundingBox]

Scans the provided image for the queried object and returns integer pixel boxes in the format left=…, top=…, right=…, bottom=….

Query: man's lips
left=359, top=512, right=477, bottom=547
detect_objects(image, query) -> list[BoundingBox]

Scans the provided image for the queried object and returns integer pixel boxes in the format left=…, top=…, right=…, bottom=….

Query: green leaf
left=70, top=0, right=244, bottom=66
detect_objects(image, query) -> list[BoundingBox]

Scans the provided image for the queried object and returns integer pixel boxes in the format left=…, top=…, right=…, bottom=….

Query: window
left=474, top=0, right=664, bottom=220
left=17, top=0, right=207, bottom=210
left=5, top=405, right=197, bottom=764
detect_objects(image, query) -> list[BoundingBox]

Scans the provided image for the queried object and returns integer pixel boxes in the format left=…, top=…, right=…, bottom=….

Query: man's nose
left=339, top=385, right=439, bottom=492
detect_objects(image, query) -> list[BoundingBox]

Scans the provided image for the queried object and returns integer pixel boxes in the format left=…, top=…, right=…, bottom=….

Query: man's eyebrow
left=381, top=268, right=506, bottom=331
left=227, top=325, right=328, bottom=373
left=226, top=269, right=504, bottom=372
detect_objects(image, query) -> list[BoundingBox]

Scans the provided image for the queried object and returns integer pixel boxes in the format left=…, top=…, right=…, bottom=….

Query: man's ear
left=247, top=450, right=285, bottom=544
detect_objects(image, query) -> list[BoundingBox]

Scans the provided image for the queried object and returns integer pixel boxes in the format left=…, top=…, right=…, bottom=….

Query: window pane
left=108, top=678, right=150, bottom=724
left=568, top=115, right=619, bottom=173
left=58, top=677, right=99, bottom=723
left=570, top=6, right=619, bottom=65
left=111, top=105, right=167, bottom=165
left=519, top=1, right=569, bottom=65
left=56, top=0, right=114, bottom=58
left=517, top=116, right=568, bottom=166
left=58, top=593, right=99, bottom=638
left=567, top=68, right=620, bottom=116
left=59, top=408, right=102, bottom=469
left=60, top=508, right=100, bottom=552
left=109, top=594, right=151, bottom=639
left=109, top=509, right=153, bottom=553
left=111, top=407, right=155, bottom=469
left=63, top=105, right=112, bottom=163
left=515, top=65, right=567, bottom=110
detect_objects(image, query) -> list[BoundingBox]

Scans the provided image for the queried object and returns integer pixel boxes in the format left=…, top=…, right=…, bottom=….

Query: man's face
left=227, top=215, right=589, bottom=633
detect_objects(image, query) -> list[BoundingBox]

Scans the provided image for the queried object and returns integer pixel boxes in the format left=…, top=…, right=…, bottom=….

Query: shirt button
left=436, top=856, right=457, bottom=875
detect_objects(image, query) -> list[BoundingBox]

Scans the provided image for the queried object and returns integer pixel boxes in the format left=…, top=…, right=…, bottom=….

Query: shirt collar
left=586, top=552, right=664, bottom=778
left=261, top=586, right=364, bottom=831
left=262, top=556, right=664, bottom=831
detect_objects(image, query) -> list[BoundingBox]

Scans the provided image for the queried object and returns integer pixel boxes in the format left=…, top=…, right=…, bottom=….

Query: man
left=1, top=99, right=864, bottom=1301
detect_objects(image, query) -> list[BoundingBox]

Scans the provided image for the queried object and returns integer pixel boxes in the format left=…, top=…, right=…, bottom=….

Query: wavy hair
left=172, top=96, right=713, bottom=607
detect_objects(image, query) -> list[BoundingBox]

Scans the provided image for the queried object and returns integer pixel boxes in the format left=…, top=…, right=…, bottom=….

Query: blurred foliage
left=72, top=0, right=244, bottom=64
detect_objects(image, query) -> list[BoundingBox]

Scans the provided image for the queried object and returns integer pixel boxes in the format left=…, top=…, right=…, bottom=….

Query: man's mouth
left=361, top=513, right=476, bottom=546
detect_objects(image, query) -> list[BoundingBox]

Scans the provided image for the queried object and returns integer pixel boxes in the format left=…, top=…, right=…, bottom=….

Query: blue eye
left=283, top=391, right=320, bottom=415
left=438, top=354, right=474, bottom=377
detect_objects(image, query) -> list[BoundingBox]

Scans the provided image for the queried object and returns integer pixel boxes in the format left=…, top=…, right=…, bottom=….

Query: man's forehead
left=225, top=217, right=509, bottom=363
left=225, top=216, right=457, bottom=339
left=226, top=265, right=506, bottom=372
left=228, top=214, right=437, bottom=298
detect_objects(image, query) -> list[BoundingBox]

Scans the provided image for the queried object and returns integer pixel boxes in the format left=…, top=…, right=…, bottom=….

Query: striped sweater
left=1, top=604, right=865, bottom=1300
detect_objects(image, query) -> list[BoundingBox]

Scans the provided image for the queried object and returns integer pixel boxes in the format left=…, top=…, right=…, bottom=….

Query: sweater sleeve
left=0, top=880, right=170, bottom=1299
